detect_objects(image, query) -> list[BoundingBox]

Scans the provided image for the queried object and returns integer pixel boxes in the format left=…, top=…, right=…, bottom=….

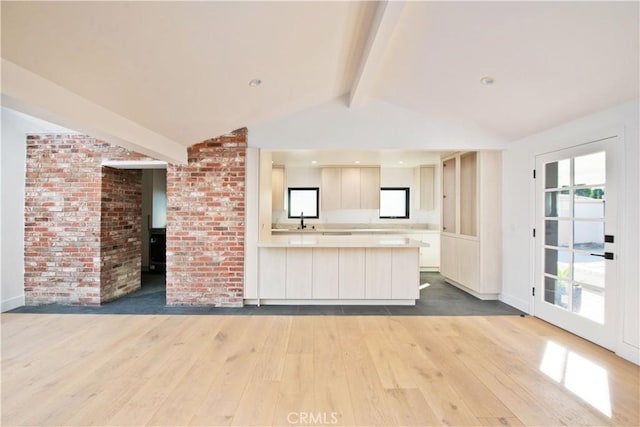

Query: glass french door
left=534, top=137, right=619, bottom=350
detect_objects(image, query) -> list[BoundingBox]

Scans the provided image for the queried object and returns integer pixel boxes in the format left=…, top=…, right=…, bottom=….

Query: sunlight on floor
left=419, top=282, right=431, bottom=290
left=540, top=341, right=612, bottom=417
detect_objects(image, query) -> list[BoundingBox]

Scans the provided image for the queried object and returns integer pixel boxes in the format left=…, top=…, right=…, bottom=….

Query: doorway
left=534, top=137, right=621, bottom=350
left=142, top=169, right=167, bottom=298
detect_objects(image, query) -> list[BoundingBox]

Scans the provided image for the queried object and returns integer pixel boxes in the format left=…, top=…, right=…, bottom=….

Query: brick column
left=24, top=134, right=146, bottom=305
left=166, top=128, right=247, bottom=307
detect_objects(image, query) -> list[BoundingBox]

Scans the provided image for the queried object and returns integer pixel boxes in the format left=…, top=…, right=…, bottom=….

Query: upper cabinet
left=419, top=166, right=435, bottom=211
left=459, top=152, right=477, bottom=236
left=360, top=168, right=380, bottom=209
left=321, top=167, right=380, bottom=211
left=340, top=168, right=361, bottom=209
left=272, top=166, right=285, bottom=211
left=321, top=167, right=341, bottom=210
left=439, top=151, right=502, bottom=299
left=442, top=157, right=457, bottom=233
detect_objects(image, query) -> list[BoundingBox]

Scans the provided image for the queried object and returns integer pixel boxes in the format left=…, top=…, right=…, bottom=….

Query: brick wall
left=166, top=128, right=247, bottom=307
left=100, top=167, right=142, bottom=302
left=24, top=134, right=147, bottom=305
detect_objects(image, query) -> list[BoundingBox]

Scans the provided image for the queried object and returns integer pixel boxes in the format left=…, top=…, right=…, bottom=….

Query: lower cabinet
left=285, top=248, right=313, bottom=298
left=391, top=248, right=420, bottom=299
left=338, top=248, right=366, bottom=298
left=419, top=233, right=440, bottom=270
left=365, top=249, right=392, bottom=298
left=259, top=248, right=286, bottom=298
left=312, top=248, right=339, bottom=298
left=258, top=247, right=420, bottom=301
left=440, top=234, right=499, bottom=299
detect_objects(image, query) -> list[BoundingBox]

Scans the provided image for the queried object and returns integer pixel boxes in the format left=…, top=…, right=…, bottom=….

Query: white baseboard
left=616, top=340, right=640, bottom=365
left=1, top=294, right=25, bottom=312
left=499, top=293, right=530, bottom=313
left=443, top=278, right=499, bottom=300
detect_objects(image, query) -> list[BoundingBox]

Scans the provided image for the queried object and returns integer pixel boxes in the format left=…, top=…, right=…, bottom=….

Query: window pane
left=545, top=159, right=570, bottom=189
left=545, top=220, right=571, bottom=248
left=288, top=188, right=318, bottom=218
left=574, top=151, right=605, bottom=186
left=544, top=276, right=570, bottom=310
left=573, top=221, right=604, bottom=252
left=380, top=188, right=409, bottom=218
left=544, top=248, right=571, bottom=279
left=573, top=253, right=605, bottom=289
left=572, top=284, right=604, bottom=324
left=574, top=187, right=605, bottom=219
left=545, top=191, right=570, bottom=218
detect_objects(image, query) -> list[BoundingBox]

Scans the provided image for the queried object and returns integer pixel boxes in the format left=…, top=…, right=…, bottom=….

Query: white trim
left=1, top=295, right=25, bottom=312
left=443, top=278, right=500, bottom=300
left=499, top=293, right=529, bottom=313
left=533, top=134, right=622, bottom=352
left=615, top=340, right=640, bottom=365
left=101, top=160, right=167, bottom=169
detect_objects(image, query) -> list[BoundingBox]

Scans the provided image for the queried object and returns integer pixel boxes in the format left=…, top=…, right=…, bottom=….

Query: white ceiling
left=376, top=1, right=640, bottom=142
left=1, top=1, right=638, bottom=162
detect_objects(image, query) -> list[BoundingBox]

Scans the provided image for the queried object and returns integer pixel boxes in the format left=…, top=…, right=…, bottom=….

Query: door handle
left=590, top=252, right=614, bottom=260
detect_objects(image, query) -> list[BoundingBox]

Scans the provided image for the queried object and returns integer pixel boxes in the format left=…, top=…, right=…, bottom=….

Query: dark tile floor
left=8, top=272, right=524, bottom=316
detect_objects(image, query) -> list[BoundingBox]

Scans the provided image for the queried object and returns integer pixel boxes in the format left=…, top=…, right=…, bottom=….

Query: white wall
left=244, top=148, right=260, bottom=299
left=151, top=169, right=167, bottom=228
left=272, top=164, right=440, bottom=226
left=0, top=107, right=76, bottom=311
left=501, top=99, right=639, bottom=363
left=250, top=98, right=506, bottom=151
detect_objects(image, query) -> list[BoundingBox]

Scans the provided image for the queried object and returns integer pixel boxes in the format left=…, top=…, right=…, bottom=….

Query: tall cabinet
left=440, top=151, right=502, bottom=299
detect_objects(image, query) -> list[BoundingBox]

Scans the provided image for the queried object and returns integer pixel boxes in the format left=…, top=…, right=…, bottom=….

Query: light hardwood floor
left=1, top=314, right=638, bottom=426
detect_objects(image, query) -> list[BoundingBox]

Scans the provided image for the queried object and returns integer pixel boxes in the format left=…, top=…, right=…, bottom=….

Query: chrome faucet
left=300, top=212, right=306, bottom=229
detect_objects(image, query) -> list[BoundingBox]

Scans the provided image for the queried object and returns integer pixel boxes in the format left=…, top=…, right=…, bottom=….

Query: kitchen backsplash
left=272, top=208, right=439, bottom=227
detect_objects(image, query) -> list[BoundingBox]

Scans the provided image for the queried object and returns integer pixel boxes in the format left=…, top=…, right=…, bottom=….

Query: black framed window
left=379, top=187, right=410, bottom=219
left=288, top=187, right=319, bottom=219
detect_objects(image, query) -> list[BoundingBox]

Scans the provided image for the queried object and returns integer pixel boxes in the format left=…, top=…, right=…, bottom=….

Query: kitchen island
left=249, top=235, right=424, bottom=306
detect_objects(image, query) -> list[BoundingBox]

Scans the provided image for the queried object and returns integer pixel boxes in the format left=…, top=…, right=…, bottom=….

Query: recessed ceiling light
left=480, top=76, right=495, bottom=86
left=311, top=160, right=317, bottom=164
left=249, top=79, right=262, bottom=87
left=354, top=160, right=360, bottom=164
left=398, top=160, right=404, bottom=164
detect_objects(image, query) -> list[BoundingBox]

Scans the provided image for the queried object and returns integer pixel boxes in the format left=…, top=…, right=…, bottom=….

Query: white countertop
left=258, top=235, right=426, bottom=248
left=271, top=228, right=440, bottom=235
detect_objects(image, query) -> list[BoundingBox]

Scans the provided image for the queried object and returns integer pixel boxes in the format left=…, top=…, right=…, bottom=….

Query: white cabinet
left=440, top=235, right=457, bottom=282
left=257, top=246, right=420, bottom=303
left=440, top=151, right=501, bottom=299
left=321, top=167, right=380, bottom=210
left=459, top=152, right=477, bottom=236
left=392, top=248, right=420, bottom=299
left=365, top=249, right=392, bottom=298
left=419, top=233, right=440, bottom=270
left=419, top=166, right=435, bottom=210
left=340, top=168, right=361, bottom=209
left=271, top=167, right=285, bottom=211
left=259, top=248, right=286, bottom=298
left=360, top=168, right=380, bottom=209
left=286, top=249, right=313, bottom=298
left=321, top=168, right=341, bottom=211
left=442, top=157, right=457, bottom=233
left=312, top=249, right=339, bottom=298
left=338, top=248, right=366, bottom=298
